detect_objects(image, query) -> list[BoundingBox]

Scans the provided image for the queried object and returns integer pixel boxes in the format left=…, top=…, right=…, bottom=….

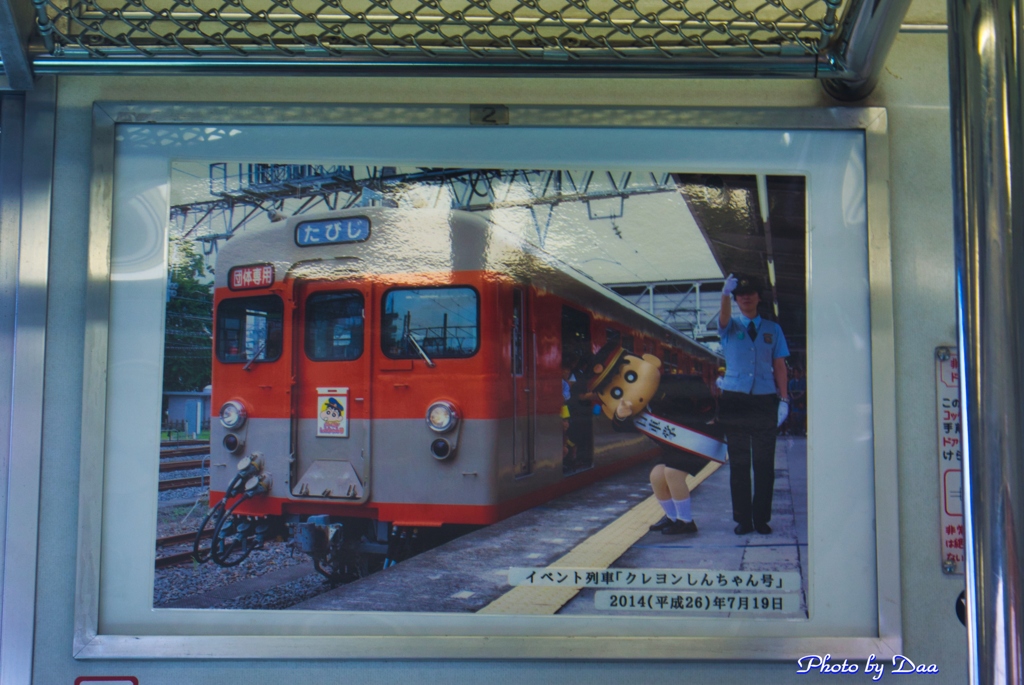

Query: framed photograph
left=75, top=104, right=898, bottom=660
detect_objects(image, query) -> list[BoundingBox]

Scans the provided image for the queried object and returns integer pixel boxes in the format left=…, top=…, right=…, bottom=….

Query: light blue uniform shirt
left=717, top=314, right=790, bottom=395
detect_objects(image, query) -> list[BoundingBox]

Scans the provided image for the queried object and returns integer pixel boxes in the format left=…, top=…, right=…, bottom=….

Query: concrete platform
left=290, top=463, right=654, bottom=612
left=559, top=435, right=808, bottom=617
left=292, top=437, right=808, bottom=615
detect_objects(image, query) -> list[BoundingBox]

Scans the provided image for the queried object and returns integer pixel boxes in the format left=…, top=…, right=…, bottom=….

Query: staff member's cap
left=732, top=274, right=762, bottom=296
left=587, top=343, right=629, bottom=392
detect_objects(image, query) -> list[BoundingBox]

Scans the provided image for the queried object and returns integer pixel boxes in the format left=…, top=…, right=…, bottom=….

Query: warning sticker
left=936, top=348, right=964, bottom=574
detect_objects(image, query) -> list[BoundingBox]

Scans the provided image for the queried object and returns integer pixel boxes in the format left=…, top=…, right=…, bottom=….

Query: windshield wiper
left=406, top=332, right=435, bottom=368
left=243, top=340, right=267, bottom=371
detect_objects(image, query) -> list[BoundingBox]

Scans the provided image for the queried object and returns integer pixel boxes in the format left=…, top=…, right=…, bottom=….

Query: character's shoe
left=649, top=515, right=674, bottom=532
left=734, top=523, right=754, bottom=535
left=754, top=522, right=772, bottom=535
left=662, top=519, right=698, bottom=535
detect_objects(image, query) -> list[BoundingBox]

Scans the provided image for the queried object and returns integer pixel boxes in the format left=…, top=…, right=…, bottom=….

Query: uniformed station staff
left=718, top=273, right=790, bottom=535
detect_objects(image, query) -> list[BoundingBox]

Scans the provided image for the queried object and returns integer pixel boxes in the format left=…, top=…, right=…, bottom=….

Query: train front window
left=216, top=295, right=284, bottom=364
left=306, top=291, right=364, bottom=361
left=381, top=287, right=479, bottom=359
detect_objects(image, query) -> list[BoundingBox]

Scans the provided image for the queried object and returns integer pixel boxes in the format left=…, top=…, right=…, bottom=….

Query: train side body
left=207, top=207, right=720, bottom=532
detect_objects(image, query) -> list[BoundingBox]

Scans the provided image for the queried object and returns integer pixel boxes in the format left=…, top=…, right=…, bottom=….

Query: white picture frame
left=74, top=103, right=898, bottom=660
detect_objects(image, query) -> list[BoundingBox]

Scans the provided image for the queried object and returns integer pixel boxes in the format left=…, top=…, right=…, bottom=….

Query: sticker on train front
left=316, top=387, right=349, bottom=438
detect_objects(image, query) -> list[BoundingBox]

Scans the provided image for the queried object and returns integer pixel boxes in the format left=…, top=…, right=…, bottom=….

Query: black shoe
left=734, top=523, right=754, bottom=535
left=754, top=522, right=772, bottom=535
left=649, top=515, right=674, bottom=532
left=662, top=519, right=698, bottom=535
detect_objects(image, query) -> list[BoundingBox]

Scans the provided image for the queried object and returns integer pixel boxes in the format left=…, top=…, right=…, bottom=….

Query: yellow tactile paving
left=478, top=460, right=722, bottom=615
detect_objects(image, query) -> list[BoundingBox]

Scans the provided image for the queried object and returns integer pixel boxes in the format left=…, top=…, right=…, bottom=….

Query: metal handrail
left=0, top=0, right=914, bottom=98
left=948, top=0, right=1024, bottom=678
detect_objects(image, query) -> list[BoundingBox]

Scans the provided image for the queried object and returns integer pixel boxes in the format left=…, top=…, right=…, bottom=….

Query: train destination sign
left=228, top=263, right=274, bottom=290
left=296, top=216, right=370, bottom=246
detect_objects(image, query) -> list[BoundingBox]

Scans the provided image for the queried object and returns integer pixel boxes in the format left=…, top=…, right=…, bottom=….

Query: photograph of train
left=154, top=164, right=809, bottom=618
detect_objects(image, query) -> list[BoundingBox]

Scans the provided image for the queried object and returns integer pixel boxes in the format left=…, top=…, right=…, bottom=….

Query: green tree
left=163, top=237, right=213, bottom=392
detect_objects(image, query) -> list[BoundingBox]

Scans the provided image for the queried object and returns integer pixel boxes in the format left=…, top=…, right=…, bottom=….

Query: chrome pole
left=27, top=53, right=827, bottom=79
left=948, top=0, right=1024, bottom=679
left=0, top=0, right=35, bottom=89
left=820, top=0, right=913, bottom=100
left=0, top=76, right=54, bottom=685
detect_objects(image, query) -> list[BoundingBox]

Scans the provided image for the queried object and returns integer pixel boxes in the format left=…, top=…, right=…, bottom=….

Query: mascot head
left=587, top=343, right=663, bottom=421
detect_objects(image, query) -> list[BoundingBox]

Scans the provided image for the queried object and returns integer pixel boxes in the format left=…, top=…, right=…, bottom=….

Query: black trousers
left=720, top=391, right=778, bottom=527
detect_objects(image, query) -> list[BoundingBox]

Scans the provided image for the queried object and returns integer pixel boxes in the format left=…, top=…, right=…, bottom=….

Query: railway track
left=160, top=446, right=211, bottom=459
left=158, top=531, right=210, bottom=548
left=155, top=550, right=205, bottom=568
left=159, top=458, right=208, bottom=473
left=156, top=530, right=212, bottom=568
left=161, top=439, right=209, bottom=448
left=159, top=475, right=210, bottom=492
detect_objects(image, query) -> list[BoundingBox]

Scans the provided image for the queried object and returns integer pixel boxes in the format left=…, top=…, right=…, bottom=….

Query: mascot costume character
left=587, top=343, right=727, bottom=535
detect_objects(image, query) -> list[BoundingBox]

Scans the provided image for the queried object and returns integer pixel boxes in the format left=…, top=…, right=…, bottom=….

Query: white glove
left=722, top=273, right=738, bottom=297
left=777, top=399, right=790, bottom=427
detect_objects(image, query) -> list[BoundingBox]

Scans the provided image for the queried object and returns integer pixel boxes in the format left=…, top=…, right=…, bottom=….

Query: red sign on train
left=228, top=263, right=274, bottom=291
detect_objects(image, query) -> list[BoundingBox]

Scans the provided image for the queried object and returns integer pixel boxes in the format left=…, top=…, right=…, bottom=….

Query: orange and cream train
left=196, top=207, right=722, bottom=578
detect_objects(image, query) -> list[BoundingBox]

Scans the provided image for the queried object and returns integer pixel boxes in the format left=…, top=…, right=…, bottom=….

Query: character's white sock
left=658, top=498, right=677, bottom=521
left=673, top=498, right=692, bottom=522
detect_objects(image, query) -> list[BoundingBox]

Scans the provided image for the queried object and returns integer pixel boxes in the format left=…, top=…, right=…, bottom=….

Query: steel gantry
left=171, top=165, right=683, bottom=252
left=608, top=279, right=727, bottom=350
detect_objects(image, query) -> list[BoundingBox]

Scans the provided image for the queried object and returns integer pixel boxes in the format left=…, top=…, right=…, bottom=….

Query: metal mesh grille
left=39, top=0, right=844, bottom=60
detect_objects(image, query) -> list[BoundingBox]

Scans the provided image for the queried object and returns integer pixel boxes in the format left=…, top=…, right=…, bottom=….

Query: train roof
left=213, top=207, right=720, bottom=362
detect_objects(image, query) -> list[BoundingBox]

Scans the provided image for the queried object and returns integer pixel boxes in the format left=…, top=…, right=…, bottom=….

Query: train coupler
left=294, top=515, right=330, bottom=556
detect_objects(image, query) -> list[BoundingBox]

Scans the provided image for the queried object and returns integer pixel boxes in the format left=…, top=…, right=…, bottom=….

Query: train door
left=512, top=288, right=535, bottom=477
left=562, top=306, right=593, bottom=473
left=290, top=280, right=372, bottom=502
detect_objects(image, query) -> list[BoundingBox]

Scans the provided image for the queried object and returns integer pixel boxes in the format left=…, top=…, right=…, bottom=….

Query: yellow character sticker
left=316, top=387, right=349, bottom=437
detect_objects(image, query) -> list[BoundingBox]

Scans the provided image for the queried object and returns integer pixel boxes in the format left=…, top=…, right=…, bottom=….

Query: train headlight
left=219, top=400, right=248, bottom=429
left=426, top=401, right=458, bottom=433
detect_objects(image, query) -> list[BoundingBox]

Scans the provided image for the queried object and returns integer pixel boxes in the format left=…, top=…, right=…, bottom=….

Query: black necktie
left=747, top=321, right=757, bottom=342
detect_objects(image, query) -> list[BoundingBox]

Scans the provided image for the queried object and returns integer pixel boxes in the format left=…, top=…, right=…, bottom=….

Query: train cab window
left=622, top=335, right=635, bottom=353
left=305, top=291, right=365, bottom=361
left=381, top=287, right=479, bottom=359
left=216, top=295, right=284, bottom=364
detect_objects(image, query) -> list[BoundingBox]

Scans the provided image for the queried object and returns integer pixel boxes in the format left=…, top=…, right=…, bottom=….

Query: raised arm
left=719, top=274, right=737, bottom=329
